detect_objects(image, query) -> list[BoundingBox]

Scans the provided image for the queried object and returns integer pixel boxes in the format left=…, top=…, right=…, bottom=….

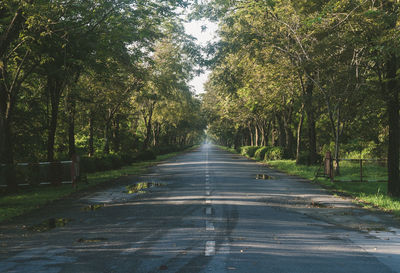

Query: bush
left=254, top=147, right=269, bottom=161
left=80, top=154, right=124, bottom=173
left=121, top=153, right=136, bottom=164
left=240, top=146, right=260, bottom=158
left=152, top=145, right=180, bottom=155
left=133, top=150, right=156, bottom=161
left=264, top=146, right=284, bottom=161
left=296, top=151, right=310, bottom=165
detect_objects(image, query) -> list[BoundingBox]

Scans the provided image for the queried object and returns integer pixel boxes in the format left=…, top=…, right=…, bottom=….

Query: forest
left=0, top=0, right=206, bottom=189
left=1, top=0, right=399, bottom=197
left=200, top=1, right=400, bottom=196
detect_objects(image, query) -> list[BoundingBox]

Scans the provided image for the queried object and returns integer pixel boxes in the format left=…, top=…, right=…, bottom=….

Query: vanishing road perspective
left=1, top=145, right=400, bottom=273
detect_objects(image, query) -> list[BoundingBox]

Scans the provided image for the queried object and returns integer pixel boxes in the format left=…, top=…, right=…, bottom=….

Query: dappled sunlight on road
left=1, top=144, right=399, bottom=273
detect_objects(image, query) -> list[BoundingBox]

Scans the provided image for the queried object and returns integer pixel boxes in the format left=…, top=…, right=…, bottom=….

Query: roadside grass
left=266, top=160, right=400, bottom=216
left=217, top=146, right=399, bottom=216
left=0, top=148, right=196, bottom=223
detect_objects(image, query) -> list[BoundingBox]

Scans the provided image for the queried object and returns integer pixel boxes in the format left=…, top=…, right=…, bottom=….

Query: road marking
left=205, top=241, right=215, bottom=256
left=206, top=190, right=211, bottom=196
left=206, top=207, right=212, bottom=215
left=206, top=220, right=215, bottom=231
left=205, top=186, right=210, bottom=190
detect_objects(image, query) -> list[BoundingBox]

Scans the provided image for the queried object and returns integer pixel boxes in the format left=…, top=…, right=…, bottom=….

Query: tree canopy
left=199, top=0, right=400, bottom=196
left=0, top=0, right=206, bottom=189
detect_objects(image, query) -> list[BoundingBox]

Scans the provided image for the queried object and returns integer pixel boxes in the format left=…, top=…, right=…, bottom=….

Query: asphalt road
left=1, top=144, right=400, bottom=273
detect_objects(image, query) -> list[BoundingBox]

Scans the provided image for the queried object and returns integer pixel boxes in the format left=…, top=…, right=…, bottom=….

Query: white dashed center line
left=206, top=220, right=215, bottom=231
left=205, top=241, right=216, bottom=256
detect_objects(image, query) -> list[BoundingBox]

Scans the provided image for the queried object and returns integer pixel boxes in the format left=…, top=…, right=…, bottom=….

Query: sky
left=183, top=20, right=219, bottom=95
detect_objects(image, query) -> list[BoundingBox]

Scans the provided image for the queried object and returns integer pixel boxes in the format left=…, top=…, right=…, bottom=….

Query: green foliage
left=81, top=154, right=124, bottom=173
left=264, top=147, right=284, bottom=161
left=0, top=0, right=206, bottom=178
left=240, top=146, right=260, bottom=157
left=201, top=0, right=400, bottom=194
left=297, top=151, right=311, bottom=165
left=254, top=146, right=269, bottom=161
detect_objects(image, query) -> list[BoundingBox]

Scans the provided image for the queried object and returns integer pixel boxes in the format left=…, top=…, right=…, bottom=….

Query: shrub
left=134, top=150, right=156, bottom=161
left=80, top=154, right=123, bottom=173
left=264, top=146, right=284, bottom=161
left=153, top=145, right=180, bottom=155
left=296, top=151, right=310, bottom=165
left=121, top=153, right=136, bottom=164
left=105, top=154, right=124, bottom=170
left=240, top=146, right=260, bottom=157
left=254, top=147, right=269, bottom=161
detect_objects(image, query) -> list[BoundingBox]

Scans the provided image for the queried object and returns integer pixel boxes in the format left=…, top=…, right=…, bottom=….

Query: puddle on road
left=81, top=204, right=105, bottom=212
left=125, top=182, right=166, bottom=194
left=256, top=174, right=274, bottom=180
left=28, top=218, right=72, bottom=232
left=77, top=237, right=108, bottom=243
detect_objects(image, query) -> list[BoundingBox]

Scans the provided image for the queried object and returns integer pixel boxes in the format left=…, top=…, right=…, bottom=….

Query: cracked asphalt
left=1, top=144, right=400, bottom=273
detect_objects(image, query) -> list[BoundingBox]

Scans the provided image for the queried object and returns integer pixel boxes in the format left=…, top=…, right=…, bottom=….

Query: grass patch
left=217, top=146, right=399, bottom=215
left=266, top=159, right=400, bottom=216
left=0, top=148, right=195, bottom=223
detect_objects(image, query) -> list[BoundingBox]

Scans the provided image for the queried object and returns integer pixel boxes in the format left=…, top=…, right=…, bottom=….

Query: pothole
left=125, top=182, right=166, bottom=194
left=256, top=174, right=274, bottom=180
left=28, top=218, right=72, bottom=232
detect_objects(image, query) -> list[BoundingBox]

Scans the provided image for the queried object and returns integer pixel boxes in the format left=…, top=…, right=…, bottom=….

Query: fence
left=0, top=157, right=80, bottom=188
left=317, top=152, right=388, bottom=182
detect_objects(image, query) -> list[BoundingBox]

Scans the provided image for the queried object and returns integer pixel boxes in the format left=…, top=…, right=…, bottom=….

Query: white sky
left=184, top=20, right=219, bottom=95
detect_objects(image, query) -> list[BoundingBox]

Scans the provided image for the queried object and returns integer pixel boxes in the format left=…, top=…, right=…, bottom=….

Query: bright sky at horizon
left=184, top=20, right=219, bottom=95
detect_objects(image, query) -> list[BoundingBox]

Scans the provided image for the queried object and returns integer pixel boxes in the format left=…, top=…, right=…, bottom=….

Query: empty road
left=1, top=144, right=400, bottom=272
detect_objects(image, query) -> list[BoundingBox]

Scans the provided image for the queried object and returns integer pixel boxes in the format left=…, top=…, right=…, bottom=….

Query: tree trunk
left=46, top=76, right=63, bottom=162
left=304, top=77, right=318, bottom=165
left=386, top=54, right=400, bottom=196
left=254, top=123, right=259, bottom=146
left=68, top=109, right=75, bottom=158
left=67, top=97, right=76, bottom=159
left=296, top=105, right=305, bottom=164
left=276, top=114, right=286, bottom=148
left=1, top=119, right=16, bottom=190
left=248, top=122, right=254, bottom=146
left=143, top=103, right=154, bottom=150
left=88, top=112, right=94, bottom=157
left=112, top=116, right=120, bottom=153
left=259, top=123, right=265, bottom=146
left=334, top=106, right=341, bottom=175
left=103, top=122, right=110, bottom=154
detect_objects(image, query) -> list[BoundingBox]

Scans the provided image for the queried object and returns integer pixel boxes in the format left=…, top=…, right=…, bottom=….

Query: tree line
left=0, top=0, right=206, bottom=188
left=199, top=1, right=400, bottom=196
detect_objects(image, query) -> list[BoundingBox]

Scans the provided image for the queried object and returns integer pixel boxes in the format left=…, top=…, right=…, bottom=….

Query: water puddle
left=81, top=204, right=105, bottom=211
left=256, top=174, right=274, bottom=180
left=125, top=182, right=166, bottom=194
left=77, top=237, right=108, bottom=243
left=28, top=218, right=71, bottom=232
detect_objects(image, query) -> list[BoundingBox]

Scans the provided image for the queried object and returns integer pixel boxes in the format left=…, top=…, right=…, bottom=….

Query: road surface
left=1, top=144, right=400, bottom=272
